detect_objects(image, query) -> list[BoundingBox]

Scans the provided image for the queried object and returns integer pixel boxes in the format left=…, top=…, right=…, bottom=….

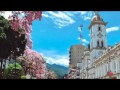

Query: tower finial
left=94, top=11, right=99, bottom=15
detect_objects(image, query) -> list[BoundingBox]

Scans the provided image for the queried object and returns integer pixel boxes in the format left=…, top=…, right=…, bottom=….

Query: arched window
left=98, top=26, right=101, bottom=31
left=97, top=40, right=99, bottom=47
left=101, top=41, right=104, bottom=48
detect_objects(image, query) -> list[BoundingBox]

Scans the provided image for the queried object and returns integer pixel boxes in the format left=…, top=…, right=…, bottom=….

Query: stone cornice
left=90, top=47, right=106, bottom=52
left=93, top=43, right=120, bottom=66
left=89, top=21, right=108, bottom=30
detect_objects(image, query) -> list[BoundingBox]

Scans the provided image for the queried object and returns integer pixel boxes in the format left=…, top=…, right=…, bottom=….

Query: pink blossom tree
left=24, top=48, right=47, bottom=79
left=8, top=11, right=42, bottom=49
left=3, top=11, right=48, bottom=79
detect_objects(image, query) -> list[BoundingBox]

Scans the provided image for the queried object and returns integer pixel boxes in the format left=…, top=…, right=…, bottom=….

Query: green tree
left=0, top=15, right=27, bottom=59
left=4, top=63, right=23, bottom=79
left=0, top=15, right=27, bottom=78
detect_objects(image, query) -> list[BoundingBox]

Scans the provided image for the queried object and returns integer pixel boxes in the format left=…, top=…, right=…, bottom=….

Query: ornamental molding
left=97, top=33, right=103, bottom=38
left=93, top=43, right=120, bottom=65
left=89, top=21, right=108, bottom=29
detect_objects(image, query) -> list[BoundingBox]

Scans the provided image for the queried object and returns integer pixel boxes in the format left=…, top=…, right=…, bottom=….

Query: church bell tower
left=89, top=11, right=108, bottom=63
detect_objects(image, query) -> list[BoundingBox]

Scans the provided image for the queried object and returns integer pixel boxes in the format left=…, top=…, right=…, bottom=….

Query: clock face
left=97, top=33, right=103, bottom=38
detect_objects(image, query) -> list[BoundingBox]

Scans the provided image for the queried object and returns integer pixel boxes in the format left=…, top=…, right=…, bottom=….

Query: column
left=108, top=62, right=110, bottom=71
left=105, top=63, right=107, bottom=75
left=95, top=68, right=97, bottom=78
left=119, top=60, right=120, bottom=73
left=106, top=63, right=107, bottom=73
left=110, top=61, right=112, bottom=72
left=101, top=65, right=103, bottom=77
left=114, top=60, right=117, bottom=73
left=98, top=66, right=99, bottom=78
left=111, top=61, right=114, bottom=72
left=96, top=67, right=98, bottom=78
left=99, top=66, right=101, bottom=78
left=104, top=64, right=106, bottom=76
left=102, top=64, right=105, bottom=77
left=116, top=60, right=118, bottom=73
left=102, top=64, right=104, bottom=77
left=101, top=65, right=102, bottom=77
left=97, top=67, right=99, bottom=78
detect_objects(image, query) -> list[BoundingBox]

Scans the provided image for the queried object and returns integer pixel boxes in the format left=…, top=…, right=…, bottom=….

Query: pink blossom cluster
left=7, top=11, right=48, bottom=79
left=9, top=11, right=42, bottom=49
left=24, top=48, right=47, bottom=79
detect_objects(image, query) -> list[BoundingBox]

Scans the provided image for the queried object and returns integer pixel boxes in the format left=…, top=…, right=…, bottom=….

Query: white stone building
left=80, top=47, right=90, bottom=79
left=68, top=11, right=120, bottom=79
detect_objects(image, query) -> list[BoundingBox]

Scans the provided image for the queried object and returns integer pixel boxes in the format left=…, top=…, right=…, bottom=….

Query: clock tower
left=89, top=11, right=108, bottom=63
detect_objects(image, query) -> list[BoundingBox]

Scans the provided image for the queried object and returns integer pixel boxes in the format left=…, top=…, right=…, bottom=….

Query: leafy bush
left=21, top=75, right=26, bottom=79
left=4, top=63, right=23, bottom=79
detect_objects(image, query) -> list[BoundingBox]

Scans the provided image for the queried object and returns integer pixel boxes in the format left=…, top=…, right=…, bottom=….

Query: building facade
left=68, top=44, right=85, bottom=79
left=89, top=11, right=108, bottom=62
left=80, top=47, right=90, bottom=79
left=69, top=44, right=85, bottom=67
left=68, top=11, right=120, bottom=79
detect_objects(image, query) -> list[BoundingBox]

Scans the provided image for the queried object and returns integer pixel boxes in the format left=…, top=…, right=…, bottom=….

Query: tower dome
left=89, top=11, right=107, bottom=30
left=91, top=11, right=103, bottom=22
left=92, top=15, right=103, bottom=22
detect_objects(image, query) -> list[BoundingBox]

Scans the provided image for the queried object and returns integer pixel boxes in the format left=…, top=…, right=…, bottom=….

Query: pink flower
left=24, top=49, right=47, bottom=78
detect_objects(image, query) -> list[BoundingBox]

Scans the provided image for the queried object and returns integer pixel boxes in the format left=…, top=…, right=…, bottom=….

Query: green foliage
left=0, top=27, right=6, bottom=39
left=0, top=16, right=9, bottom=40
left=4, top=63, right=23, bottom=79
left=0, top=15, right=27, bottom=59
left=21, top=75, right=26, bottom=79
left=108, top=76, right=117, bottom=79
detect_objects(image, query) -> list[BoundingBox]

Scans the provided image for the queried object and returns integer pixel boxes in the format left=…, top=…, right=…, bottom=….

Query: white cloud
left=42, top=13, right=49, bottom=18
left=64, top=11, right=75, bottom=16
left=64, top=11, right=81, bottom=17
left=38, top=49, right=69, bottom=67
left=44, top=54, right=69, bottom=67
left=106, top=26, right=119, bottom=33
left=42, top=11, right=94, bottom=28
left=77, top=38, right=89, bottom=44
left=80, top=11, right=87, bottom=15
left=82, top=39, right=89, bottom=44
left=80, top=11, right=93, bottom=21
left=84, top=16, right=91, bottom=20
left=42, top=11, right=92, bottom=28
left=46, top=57, right=69, bottom=67
left=42, top=11, right=75, bottom=28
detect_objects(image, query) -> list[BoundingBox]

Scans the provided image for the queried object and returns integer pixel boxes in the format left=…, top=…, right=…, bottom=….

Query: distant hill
left=46, top=63, right=68, bottom=79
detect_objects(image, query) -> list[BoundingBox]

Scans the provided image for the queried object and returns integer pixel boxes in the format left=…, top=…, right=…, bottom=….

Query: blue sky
left=2, top=11, right=120, bottom=67
left=31, top=11, right=120, bottom=67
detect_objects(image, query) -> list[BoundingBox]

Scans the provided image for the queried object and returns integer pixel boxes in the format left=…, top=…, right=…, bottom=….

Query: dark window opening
left=98, top=26, right=101, bottom=31
left=97, top=41, right=99, bottom=47
left=101, top=41, right=104, bottom=48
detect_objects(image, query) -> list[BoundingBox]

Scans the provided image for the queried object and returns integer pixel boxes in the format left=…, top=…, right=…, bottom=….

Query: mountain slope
left=46, top=63, right=68, bottom=79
